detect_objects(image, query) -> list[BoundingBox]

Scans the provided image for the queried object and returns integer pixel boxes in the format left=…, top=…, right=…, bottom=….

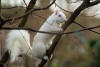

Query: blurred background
left=0, top=0, right=100, bottom=67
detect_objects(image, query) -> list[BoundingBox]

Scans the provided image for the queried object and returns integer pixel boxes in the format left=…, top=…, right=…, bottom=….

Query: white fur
left=6, top=10, right=67, bottom=64
left=6, top=30, right=31, bottom=63
left=31, top=10, right=67, bottom=60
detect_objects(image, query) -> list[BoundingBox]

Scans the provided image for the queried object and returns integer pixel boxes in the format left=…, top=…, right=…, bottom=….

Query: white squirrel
left=31, top=9, right=67, bottom=59
left=6, top=10, right=67, bottom=64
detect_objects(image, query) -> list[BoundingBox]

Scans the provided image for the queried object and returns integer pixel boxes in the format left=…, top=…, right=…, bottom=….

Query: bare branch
left=23, top=0, right=28, bottom=7
left=0, top=17, right=5, bottom=28
left=0, top=6, right=20, bottom=9
left=84, top=0, right=90, bottom=3
left=0, top=25, right=100, bottom=35
left=74, top=21, right=100, bottom=34
left=4, top=0, right=56, bottom=23
left=18, top=0, right=37, bottom=27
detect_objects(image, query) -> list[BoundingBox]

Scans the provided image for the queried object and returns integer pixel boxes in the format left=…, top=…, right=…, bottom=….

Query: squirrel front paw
left=43, top=54, right=53, bottom=61
left=43, top=56, right=49, bottom=60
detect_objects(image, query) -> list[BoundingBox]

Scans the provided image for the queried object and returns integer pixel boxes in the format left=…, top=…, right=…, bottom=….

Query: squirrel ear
left=55, top=10, right=59, bottom=15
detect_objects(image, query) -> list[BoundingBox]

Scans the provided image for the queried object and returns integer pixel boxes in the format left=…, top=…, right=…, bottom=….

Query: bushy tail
left=0, top=30, right=31, bottom=66
left=6, top=30, right=31, bottom=63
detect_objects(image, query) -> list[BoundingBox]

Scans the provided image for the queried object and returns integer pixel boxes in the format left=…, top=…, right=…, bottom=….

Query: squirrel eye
left=58, top=15, right=62, bottom=17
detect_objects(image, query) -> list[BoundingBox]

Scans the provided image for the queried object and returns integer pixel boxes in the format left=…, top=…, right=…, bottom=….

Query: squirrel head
left=52, top=10, right=67, bottom=23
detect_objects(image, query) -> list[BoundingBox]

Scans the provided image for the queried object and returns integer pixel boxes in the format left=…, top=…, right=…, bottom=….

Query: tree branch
left=0, top=17, right=5, bottom=28
left=23, top=0, right=28, bottom=7
left=18, top=0, right=37, bottom=27
left=74, top=21, right=100, bottom=34
left=0, top=25, right=99, bottom=35
left=0, top=6, right=20, bottom=9
left=4, top=0, right=56, bottom=23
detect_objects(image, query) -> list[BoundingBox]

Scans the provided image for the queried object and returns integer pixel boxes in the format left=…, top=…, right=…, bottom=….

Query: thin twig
left=4, top=0, right=56, bottom=22
left=18, top=0, right=37, bottom=27
left=23, top=0, right=28, bottom=7
left=0, top=25, right=100, bottom=35
left=74, top=21, right=100, bottom=34
left=0, top=6, right=20, bottom=9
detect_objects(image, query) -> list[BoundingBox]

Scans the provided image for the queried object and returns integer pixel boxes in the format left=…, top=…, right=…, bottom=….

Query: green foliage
left=96, top=40, right=100, bottom=57
left=89, top=39, right=100, bottom=67
left=88, top=39, right=98, bottom=48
